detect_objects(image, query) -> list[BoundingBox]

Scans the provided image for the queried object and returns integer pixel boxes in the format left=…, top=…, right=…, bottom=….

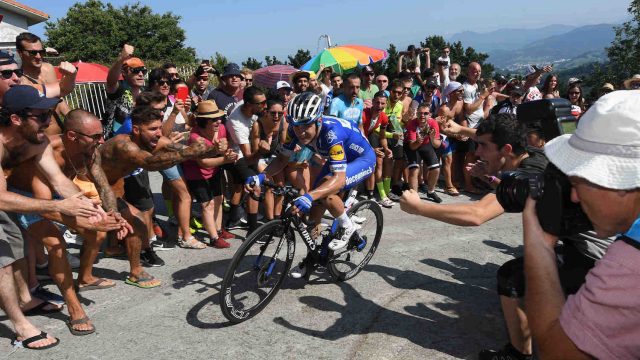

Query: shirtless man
left=0, top=85, right=104, bottom=348
left=16, top=32, right=75, bottom=135
left=7, top=108, right=130, bottom=335
left=98, top=106, right=226, bottom=287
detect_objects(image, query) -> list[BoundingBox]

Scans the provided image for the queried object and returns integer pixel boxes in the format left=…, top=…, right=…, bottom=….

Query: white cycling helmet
left=286, top=92, right=323, bottom=126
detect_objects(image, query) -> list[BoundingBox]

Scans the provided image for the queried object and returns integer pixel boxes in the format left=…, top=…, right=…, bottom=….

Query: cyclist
left=245, top=92, right=376, bottom=278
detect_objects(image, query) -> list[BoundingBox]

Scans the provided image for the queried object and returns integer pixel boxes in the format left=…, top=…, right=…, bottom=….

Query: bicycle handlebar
left=247, top=180, right=301, bottom=202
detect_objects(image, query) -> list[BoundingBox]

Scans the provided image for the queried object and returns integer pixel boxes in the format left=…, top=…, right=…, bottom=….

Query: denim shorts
left=160, top=165, right=184, bottom=182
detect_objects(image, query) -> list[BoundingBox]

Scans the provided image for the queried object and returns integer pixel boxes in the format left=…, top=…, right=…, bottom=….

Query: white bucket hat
left=544, top=90, right=640, bottom=190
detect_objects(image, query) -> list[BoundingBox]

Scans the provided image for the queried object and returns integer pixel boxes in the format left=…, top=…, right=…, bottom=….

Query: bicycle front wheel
left=328, top=199, right=383, bottom=281
left=219, top=220, right=295, bottom=323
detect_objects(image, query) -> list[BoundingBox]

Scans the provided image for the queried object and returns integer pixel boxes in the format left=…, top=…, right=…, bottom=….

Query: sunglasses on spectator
left=156, top=80, right=170, bottom=86
left=129, top=67, right=147, bottom=75
left=631, top=83, right=640, bottom=89
left=168, top=73, right=180, bottom=79
left=392, top=90, right=403, bottom=95
left=74, top=130, right=104, bottom=142
left=377, top=79, right=388, bottom=83
left=20, top=110, right=51, bottom=123
left=403, top=87, right=411, bottom=91
left=569, top=91, right=581, bottom=95
left=245, top=78, right=253, bottom=82
left=269, top=111, right=283, bottom=117
left=22, top=49, right=46, bottom=57
left=0, top=69, right=23, bottom=79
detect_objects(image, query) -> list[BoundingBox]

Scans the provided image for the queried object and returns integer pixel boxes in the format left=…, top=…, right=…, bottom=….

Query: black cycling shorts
left=367, top=131, right=381, bottom=149
left=221, top=157, right=257, bottom=185
left=123, top=168, right=154, bottom=212
left=404, top=143, right=440, bottom=169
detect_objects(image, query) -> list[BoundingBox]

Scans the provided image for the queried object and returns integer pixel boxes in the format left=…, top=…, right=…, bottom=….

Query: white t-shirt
left=524, top=86, right=542, bottom=102
left=437, top=55, right=450, bottom=71
left=226, top=100, right=257, bottom=159
left=463, top=82, right=484, bottom=128
left=164, top=100, right=187, bottom=132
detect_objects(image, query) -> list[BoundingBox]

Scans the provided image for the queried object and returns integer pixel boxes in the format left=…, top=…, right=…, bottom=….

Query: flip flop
left=13, top=331, right=59, bottom=350
left=23, top=301, right=64, bottom=316
left=125, top=273, right=160, bottom=289
left=66, top=316, right=95, bottom=336
left=444, top=187, right=460, bottom=196
left=77, top=278, right=116, bottom=293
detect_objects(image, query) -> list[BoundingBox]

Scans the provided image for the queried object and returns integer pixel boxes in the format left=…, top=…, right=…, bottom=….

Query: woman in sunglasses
left=250, top=99, right=285, bottom=221
left=565, top=83, right=587, bottom=120
left=182, top=100, right=238, bottom=248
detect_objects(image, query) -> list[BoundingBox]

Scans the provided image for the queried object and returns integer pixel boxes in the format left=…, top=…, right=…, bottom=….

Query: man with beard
left=0, top=86, right=105, bottom=347
left=291, top=71, right=310, bottom=95
left=7, top=108, right=131, bottom=335
left=98, top=106, right=225, bottom=285
left=330, top=73, right=364, bottom=130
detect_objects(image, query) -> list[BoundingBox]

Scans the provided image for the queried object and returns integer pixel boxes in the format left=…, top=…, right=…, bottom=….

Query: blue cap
left=222, top=63, right=243, bottom=79
left=2, top=85, right=60, bottom=113
left=0, top=51, right=17, bottom=66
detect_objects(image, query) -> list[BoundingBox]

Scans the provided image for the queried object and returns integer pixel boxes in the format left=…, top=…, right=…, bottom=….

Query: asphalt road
left=0, top=172, right=524, bottom=360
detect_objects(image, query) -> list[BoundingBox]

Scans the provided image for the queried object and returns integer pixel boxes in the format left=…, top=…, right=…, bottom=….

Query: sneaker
left=418, top=183, right=429, bottom=193
left=151, top=239, right=176, bottom=251
left=350, top=215, right=367, bottom=224
left=210, top=238, right=230, bottom=249
left=218, top=228, right=235, bottom=240
left=329, top=223, right=361, bottom=251
left=478, top=343, right=533, bottom=360
left=379, top=197, right=395, bottom=208
left=63, top=229, right=84, bottom=245
left=190, top=217, right=203, bottom=230
left=289, top=263, right=307, bottom=279
left=387, top=192, right=401, bottom=202
left=226, top=217, right=248, bottom=230
left=140, top=249, right=165, bottom=267
left=66, top=251, right=81, bottom=269
left=427, top=191, right=443, bottom=204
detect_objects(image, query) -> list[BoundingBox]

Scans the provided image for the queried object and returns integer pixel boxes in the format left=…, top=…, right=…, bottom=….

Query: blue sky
left=26, top=0, right=630, bottom=63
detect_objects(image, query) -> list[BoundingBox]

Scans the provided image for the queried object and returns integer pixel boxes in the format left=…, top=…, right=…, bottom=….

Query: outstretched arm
left=400, top=191, right=504, bottom=226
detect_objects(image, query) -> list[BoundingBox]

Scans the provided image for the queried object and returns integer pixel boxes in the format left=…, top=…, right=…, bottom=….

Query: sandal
left=13, top=331, right=59, bottom=350
left=77, top=278, right=116, bottom=292
left=444, top=186, right=460, bottom=196
left=178, top=237, right=206, bottom=249
left=66, top=316, right=95, bottom=336
left=125, top=272, right=160, bottom=289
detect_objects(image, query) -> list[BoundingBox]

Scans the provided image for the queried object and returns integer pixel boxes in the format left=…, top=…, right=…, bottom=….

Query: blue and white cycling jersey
left=281, top=116, right=376, bottom=190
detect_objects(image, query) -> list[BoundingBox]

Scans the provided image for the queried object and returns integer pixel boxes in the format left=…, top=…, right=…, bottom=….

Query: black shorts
left=186, top=171, right=224, bottom=203
left=404, top=143, right=440, bottom=169
left=221, top=158, right=257, bottom=185
left=367, top=131, right=381, bottom=149
left=388, top=138, right=405, bottom=160
left=123, top=168, right=154, bottom=212
left=451, top=138, right=476, bottom=154
left=496, top=242, right=595, bottom=298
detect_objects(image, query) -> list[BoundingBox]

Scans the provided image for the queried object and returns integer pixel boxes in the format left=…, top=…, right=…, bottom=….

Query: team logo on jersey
left=326, top=130, right=337, bottom=143
left=329, top=144, right=345, bottom=161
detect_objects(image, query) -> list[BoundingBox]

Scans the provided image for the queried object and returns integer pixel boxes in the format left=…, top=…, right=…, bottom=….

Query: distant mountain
left=487, top=24, right=616, bottom=71
left=447, top=24, right=575, bottom=52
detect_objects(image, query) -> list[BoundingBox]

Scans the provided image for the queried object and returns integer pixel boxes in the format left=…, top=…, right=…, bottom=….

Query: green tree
left=242, top=57, right=263, bottom=70
left=287, top=49, right=311, bottom=69
left=421, top=36, right=494, bottom=77
left=381, top=43, right=399, bottom=79
left=45, top=0, right=196, bottom=64
left=264, top=56, right=284, bottom=66
left=212, top=52, right=229, bottom=73
left=605, top=0, right=640, bottom=84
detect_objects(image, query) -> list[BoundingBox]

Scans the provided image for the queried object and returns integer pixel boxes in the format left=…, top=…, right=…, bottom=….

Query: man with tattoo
left=0, top=85, right=104, bottom=347
left=98, top=106, right=226, bottom=285
left=7, top=109, right=131, bottom=335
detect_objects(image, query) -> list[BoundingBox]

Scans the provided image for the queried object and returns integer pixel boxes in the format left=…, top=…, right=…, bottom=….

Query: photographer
left=400, top=112, right=613, bottom=360
left=523, top=91, right=640, bottom=359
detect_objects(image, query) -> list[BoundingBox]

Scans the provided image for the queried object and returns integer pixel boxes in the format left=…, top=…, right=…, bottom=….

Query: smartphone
left=202, top=59, right=210, bottom=66
left=181, top=131, right=190, bottom=142
left=176, top=86, right=189, bottom=103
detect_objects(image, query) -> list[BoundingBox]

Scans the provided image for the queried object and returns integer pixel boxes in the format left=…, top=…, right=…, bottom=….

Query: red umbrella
left=54, top=61, right=114, bottom=83
left=253, top=65, right=299, bottom=89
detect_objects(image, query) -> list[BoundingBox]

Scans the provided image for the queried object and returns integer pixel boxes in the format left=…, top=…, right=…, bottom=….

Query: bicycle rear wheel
left=328, top=199, right=383, bottom=281
left=219, top=220, right=295, bottom=323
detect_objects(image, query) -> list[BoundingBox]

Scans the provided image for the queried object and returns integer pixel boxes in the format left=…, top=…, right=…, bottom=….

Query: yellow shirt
left=384, top=101, right=404, bottom=132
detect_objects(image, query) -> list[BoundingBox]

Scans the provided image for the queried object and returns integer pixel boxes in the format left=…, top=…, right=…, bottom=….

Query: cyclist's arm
left=263, top=152, right=289, bottom=178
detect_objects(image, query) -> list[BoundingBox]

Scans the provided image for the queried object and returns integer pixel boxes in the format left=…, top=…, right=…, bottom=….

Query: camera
left=496, top=163, right=593, bottom=237
left=436, top=59, right=448, bottom=66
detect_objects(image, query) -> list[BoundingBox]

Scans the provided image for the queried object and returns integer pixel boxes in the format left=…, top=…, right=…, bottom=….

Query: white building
left=0, top=0, right=49, bottom=55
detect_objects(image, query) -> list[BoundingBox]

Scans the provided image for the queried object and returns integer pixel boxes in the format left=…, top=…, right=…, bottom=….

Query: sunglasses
left=1, top=69, right=23, bottom=79
left=74, top=130, right=104, bottom=142
left=129, top=67, right=147, bottom=75
left=569, top=92, right=581, bottom=95
left=392, top=90, right=403, bottom=95
left=245, top=78, right=253, bottom=82
left=377, top=79, right=388, bottom=83
left=22, top=49, right=46, bottom=57
left=156, top=80, right=170, bottom=86
left=269, top=111, right=283, bottom=117
left=403, top=87, right=411, bottom=91
left=168, top=73, right=180, bottom=79
left=631, top=83, right=640, bottom=89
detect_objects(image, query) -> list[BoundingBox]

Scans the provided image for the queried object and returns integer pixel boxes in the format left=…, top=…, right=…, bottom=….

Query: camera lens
left=496, top=172, right=538, bottom=212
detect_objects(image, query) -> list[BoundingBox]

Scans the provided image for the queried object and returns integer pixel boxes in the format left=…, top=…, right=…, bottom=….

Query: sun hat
left=544, top=90, right=640, bottom=190
left=443, top=81, right=463, bottom=97
left=276, top=80, right=292, bottom=90
left=195, top=100, right=225, bottom=119
left=623, top=74, right=640, bottom=89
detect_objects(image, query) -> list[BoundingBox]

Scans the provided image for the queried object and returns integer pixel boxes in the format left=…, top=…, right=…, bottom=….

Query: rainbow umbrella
left=300, top=44, right=388, bottom=73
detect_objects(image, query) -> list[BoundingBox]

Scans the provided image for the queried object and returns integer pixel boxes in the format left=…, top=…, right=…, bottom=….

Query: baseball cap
left=362, top=65, right=375, bottom=74
left=2, top=85, right=60, bottom=112
left=544, top=90, right=640, bottom=190
left=276, top=81, right=292, bottom=90
left=567, top=77, right=582, bottom=87
left=123, top=57, right=145, bottom=68
left=525, top=65, right=538, bottom=78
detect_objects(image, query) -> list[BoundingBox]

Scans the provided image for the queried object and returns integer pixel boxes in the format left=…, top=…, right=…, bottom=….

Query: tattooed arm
left=89, top=150, right=118, bottom=212
left=115, top=136, right=221, bottom=171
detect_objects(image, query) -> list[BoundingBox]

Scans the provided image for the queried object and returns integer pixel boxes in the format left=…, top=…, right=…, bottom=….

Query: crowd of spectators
left=0, top=32, right=638, bottom=359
